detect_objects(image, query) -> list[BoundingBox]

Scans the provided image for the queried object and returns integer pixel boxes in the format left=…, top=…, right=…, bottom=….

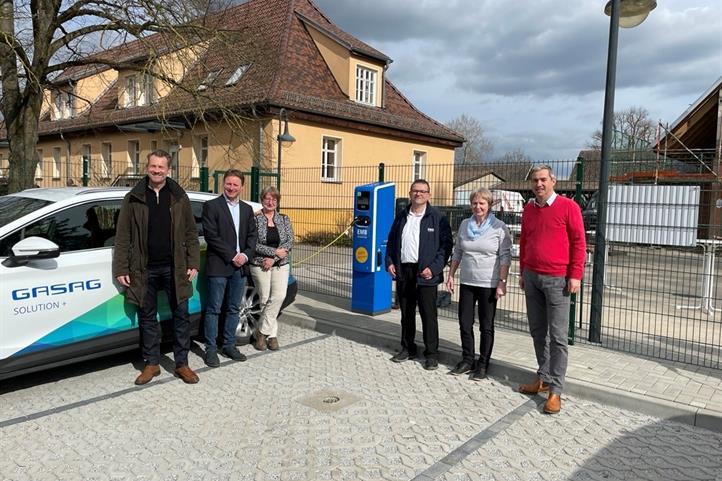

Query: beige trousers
left=250, top=263, right=290, bottom=338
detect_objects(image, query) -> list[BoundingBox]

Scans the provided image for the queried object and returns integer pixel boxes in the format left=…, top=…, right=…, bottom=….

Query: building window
left=193, top=135, right=208, bottom=178
left=52, top=147, right=62, bottom=179
left=226, top=64, right=250, bottom=86
left=150, top=140, right=158, bottom=151
left=35, top=149, right=44, bottom=179
left=53, top=89, right=75, bottom=119
left=128, top=140, right=140, bottom=174
left=321, top=137, right=341, bottom=182
left=101, top=143, right=112, bottom=179
left=124, top=73, right=154, bottom=107
left=198, top=69, right=222, bottom=91
left=355, top=65, right=377, bottom=106
left=412, top=151, right=426, bottom=181
left=164, top=141, right=179, bottom=179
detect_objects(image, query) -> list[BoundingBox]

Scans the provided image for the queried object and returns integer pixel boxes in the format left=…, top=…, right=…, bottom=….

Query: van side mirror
left=7, top=237, right=60, bottom=265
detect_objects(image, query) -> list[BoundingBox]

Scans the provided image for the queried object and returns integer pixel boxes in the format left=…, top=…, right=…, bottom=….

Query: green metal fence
left=6, top=149, right=722, bottom=368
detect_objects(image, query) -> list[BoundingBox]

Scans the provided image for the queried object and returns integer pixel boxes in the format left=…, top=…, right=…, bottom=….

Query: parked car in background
left=0, top=187, right=297, bottom=380
left=583, top=191, right=599, bottom=231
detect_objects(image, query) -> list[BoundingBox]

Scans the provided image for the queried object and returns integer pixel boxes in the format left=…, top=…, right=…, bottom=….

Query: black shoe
left=222, top=346, right=247, bottom=362
left=449, top=361, right=473, bottom=376
left=424, top=359, right=439, bottom=371
left=391, top=349, right=416, bottom=363
left=470, top=365, right=487, bottom=381
left=204, top=350, right=220, bottom=368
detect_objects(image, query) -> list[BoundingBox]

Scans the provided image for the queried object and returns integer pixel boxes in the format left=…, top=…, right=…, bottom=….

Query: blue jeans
left=204, top=269, right=246, bottom=352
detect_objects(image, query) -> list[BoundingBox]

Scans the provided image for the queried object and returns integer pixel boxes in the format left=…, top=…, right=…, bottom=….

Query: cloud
left=312, top=0, right=721, bottom=159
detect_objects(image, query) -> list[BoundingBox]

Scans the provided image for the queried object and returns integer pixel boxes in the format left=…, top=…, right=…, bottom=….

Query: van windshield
left=0, top=196, right=53, bottom=228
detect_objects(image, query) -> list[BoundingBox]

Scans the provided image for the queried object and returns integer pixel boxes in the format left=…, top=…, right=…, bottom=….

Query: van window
left=0, top=201, right=123, bottom=256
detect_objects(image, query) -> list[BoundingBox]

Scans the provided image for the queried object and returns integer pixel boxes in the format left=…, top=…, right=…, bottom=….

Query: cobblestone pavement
left=1, top=324, right=721, bottom=481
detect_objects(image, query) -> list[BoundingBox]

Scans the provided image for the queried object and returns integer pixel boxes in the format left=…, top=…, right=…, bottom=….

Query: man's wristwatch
left=499, top=279, right=507, bottom=283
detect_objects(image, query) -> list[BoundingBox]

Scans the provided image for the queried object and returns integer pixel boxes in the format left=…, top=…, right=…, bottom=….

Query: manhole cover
left=297, top=388, right=361, bottom=413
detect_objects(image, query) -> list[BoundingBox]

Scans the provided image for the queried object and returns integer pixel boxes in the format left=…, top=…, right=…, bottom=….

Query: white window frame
left=355, top=65, right=377, bottom=106
left=198, top=69, right=222, bottom=91
left=123, top=73, right=154, bottom=107
left=35, top=149, right=44, bottom=179
left=321, top=136, right=341, bottom=182
left=53, top=89, right=75, bottom=119
left=52, top=147, right=62, bottom=179
left=124, top=75, right=138, bottom=107
left=101, top=143, right=112, bottom=179
left=412, top=150, right=426, bottom=182
left=192, top=135, right=208, bottom=179
left=226, top=64, right=250, bottom=86
left=128, top=140, right=140, bottom=174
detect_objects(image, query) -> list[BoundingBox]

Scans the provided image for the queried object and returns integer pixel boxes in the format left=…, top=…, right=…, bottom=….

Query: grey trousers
left=522, top=269, right=570, bottom=394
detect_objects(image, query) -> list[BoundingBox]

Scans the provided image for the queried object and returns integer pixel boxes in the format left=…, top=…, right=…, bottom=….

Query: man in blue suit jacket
left=201, top=169, right=257, bottom=366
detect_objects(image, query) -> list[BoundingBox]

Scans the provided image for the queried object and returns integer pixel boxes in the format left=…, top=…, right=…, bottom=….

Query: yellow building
left=0, top=0, right=462, bottom=235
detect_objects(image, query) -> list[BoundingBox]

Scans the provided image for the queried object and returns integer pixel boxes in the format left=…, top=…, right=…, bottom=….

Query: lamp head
left=277, top=108, right=296, bottom=143
left=605, top=0, right=657, bottom=28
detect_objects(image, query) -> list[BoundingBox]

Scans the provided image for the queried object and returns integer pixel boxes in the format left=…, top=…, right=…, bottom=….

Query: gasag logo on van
left=10, top=279, right=102, bottom=315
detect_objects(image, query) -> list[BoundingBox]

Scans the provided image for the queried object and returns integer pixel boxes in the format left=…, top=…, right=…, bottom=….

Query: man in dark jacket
left=201, top=169, right=257, bottom=367
left=386, top=179, right=452, bottom=370
left=112, top=150, right=201, bottom=385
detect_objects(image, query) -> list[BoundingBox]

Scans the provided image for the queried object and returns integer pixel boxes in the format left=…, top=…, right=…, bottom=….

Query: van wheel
left=235, top=283, right=262, bottom=343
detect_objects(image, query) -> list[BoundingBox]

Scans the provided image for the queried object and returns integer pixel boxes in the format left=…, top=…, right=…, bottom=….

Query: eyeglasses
left=410, top=189, right=429, bottom=194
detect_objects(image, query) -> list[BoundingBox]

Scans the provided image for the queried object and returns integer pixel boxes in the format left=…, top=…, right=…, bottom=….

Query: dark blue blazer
left=202, top=195, right=257, bottom=277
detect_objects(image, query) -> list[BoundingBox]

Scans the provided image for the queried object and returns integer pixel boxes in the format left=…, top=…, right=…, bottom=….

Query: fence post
left=568, top=155, right=585, bottom=344
left=199, top=166, right=209, bottom=192
left=378, top=162, right=385, bottom=183
left=82, top=155, right=89, bottom=186
left=250, top=166, right=260, bottom=202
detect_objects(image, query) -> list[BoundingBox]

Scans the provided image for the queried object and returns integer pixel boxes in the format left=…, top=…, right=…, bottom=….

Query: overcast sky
left=313, top=0, right=722, bottom=162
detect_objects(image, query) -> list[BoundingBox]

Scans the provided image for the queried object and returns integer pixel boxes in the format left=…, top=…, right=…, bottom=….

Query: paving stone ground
left=1, top=324, right=721, bottom=481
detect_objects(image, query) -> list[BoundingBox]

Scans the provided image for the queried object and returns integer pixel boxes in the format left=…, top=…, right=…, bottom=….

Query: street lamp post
left=589, top=0, right=656, bottom=343
left=276, top=108, right=296, bottom=198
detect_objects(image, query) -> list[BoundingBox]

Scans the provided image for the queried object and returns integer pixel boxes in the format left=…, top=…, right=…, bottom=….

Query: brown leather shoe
left=254, top=332, right=267, bottom=351
left=518, top=377, right=550, bottom=394
left=544, top=393, right=561, bottom=414
left=134, top=364, right=161, bottom=385
left=174, top=365, right=199, bottom=384
left=267, top=337, right=279, bottom=351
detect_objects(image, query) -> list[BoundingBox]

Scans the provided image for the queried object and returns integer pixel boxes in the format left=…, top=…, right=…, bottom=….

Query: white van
left=0, top=187, right=297, bottom=380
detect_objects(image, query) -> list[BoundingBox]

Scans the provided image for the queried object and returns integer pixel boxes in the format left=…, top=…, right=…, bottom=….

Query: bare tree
left=0, top=0, right=247, bottom=193
left=588, top=106, right=656, bottom=151
left=445, top=114, right=493, bottom=165
left=499, top=148, right=532, bottom=163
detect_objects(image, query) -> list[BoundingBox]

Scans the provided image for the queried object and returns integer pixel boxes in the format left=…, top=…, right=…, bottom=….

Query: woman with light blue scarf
left=446, top=187, right=512, bottom=380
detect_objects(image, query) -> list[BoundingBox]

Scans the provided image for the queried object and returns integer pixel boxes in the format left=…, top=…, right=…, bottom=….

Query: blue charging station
left=351, top=182, right=395, bottom=315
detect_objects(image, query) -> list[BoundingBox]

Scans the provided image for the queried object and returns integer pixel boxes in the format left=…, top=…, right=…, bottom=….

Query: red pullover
left=519, top=194, right=586, bottom=280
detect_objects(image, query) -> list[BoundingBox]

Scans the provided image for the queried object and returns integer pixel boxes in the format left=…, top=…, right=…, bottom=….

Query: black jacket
left=202, top=195, right=257, bottom=277
left=385, top=203, right=452, bottom=286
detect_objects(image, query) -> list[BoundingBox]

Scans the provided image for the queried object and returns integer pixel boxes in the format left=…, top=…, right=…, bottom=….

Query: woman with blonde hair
left=446, top=187, right=511, bottom=380
left=250, top=186, right=294, bottom=351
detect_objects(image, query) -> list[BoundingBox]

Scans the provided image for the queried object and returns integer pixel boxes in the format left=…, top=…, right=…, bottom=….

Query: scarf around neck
left=466, top=213, right=495, bottom=240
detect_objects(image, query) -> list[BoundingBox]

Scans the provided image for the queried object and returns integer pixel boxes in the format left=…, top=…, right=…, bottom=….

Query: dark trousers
left=458, top=284, right=497, bottom=367
left=138, top=265, right=191, bottom=368
left=397, top=263, right=439, bottom=359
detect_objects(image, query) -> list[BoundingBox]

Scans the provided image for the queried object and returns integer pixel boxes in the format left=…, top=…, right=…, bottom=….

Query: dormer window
left=53, top=89, right=75, bottom=120
left=226, top=64, right=250, bottom=86
left=198, top=69, right=222, bottom=91
left=355, top=65, right=377, bottom=106
left=124, top=73, right=154, bottom=107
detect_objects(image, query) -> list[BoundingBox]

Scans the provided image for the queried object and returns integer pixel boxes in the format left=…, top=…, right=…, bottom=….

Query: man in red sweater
left=518, top=164, right=586, bottom=414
